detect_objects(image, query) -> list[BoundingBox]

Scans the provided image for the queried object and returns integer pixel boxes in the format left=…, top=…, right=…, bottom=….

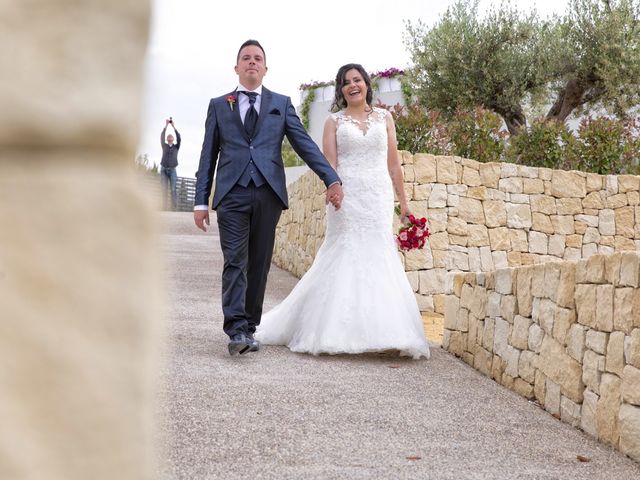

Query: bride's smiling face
left=341, top=69, right=367, bottom=106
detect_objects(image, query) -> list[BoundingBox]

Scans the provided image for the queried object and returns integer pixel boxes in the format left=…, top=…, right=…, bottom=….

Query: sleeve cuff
left=194, top=205, right=209, bottom=211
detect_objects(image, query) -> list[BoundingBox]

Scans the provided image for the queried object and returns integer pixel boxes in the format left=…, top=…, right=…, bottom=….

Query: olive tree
left=403, top=0, right=640, bottom=134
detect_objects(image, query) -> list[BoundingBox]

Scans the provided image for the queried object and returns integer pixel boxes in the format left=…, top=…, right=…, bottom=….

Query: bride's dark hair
left=331, top=63, right=373, bottom=112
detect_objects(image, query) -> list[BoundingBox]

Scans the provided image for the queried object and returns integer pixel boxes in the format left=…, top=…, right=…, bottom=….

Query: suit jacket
left=194, top=87, right=340, bottom=209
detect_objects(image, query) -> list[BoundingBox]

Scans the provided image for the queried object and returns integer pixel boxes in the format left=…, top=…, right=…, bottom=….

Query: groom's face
left=235, top=45, right=267, bottom=87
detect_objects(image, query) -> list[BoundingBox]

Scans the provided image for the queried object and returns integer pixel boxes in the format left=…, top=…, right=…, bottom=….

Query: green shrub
left=446, top=107, right=508, bottom=163
left=504, top=118, right=576, bottom=169
left=572, top=116, right=640, bottom=175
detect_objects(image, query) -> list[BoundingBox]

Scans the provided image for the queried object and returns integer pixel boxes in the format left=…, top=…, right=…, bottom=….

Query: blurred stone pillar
left=0, top=2, right=162, bottom=479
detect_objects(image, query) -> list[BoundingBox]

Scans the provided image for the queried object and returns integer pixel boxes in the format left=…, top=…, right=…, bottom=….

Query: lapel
left=228, top=89, right=247, bottom=138
left=254, top=87, right=271, bottom=136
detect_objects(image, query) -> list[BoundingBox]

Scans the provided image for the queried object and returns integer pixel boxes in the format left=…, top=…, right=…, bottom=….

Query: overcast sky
left=137, top=0, right=570, bottom=178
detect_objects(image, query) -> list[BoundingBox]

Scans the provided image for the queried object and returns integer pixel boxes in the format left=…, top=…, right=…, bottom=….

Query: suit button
left=249, top=146, right=254, bottom=150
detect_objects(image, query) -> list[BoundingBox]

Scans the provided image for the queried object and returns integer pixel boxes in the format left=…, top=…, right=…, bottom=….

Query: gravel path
left=155, top=211, right=640, bottom=480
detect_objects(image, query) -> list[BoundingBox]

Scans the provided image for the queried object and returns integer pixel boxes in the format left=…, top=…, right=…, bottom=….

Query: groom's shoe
left=228, top=333, right=252, bottom=356
left=246, top=332, right=260, bottom=352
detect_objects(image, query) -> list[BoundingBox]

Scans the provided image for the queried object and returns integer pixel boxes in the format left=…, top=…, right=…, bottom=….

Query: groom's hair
left=237, top=39, right=266, bottom=64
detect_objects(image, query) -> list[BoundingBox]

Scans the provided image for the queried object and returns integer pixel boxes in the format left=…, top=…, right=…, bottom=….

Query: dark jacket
left=194, top=87, right=339, bottom=209
left=161, top=127, right=181, bottom=168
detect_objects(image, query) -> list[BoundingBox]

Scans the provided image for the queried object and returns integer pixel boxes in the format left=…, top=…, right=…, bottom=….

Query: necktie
left=242, top=91, right=258, bottom=137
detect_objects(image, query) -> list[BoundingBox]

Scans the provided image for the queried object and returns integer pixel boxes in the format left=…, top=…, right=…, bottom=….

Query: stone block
left=501, top=295, right=517, bottom=323
left=596, top=285, right=614, bottom=332
left=581, top=389, right=599, bottom=437
left=458, top=197, right=485, bottom=224
left=511, top=315, right=532, bottom=350
left=506, top=203, right=532, bottom=229
left=553, top=307, right=575, bottom=345
left=628, top=329, right=640, bottom=368
left=615, top=206, right=635, bottom=237
left=545, top=378, right=561, bottom=415
left=436, top=156, right=458, bottom=184
left=586, top=330, right=609, bottom=354
left=413, top=153, right=437, bottom=183
left=530, top=194, right=557, bottom=214
left=516, top=266, right=533, bottom=318
left=528, top=323, right=545, bottom=353
left=551, top=215, right=575, bottom=234
left=528, top=231, right=548, bottom=254
left=622, top=365, right=640, bottom=406
left=499, top=177, right=523, bottom=194
left=483, top=200, right=507, bottom=227
left=488, top=227, right=510, bottom=251
left=468, top=225, right=490, bottom=247
left=614, top=287, right=636, bottom=334
left=494, top=318, right=510, bottom=356
left=551, top=170, right=586, bottom=198
left=599, top=209, right=616, bottom=236
left=561, top=396, right=582, bottom=427
left=597, top=373, right=622, bottom=447
left=518, top=350, right=537, bottom=384
left=494, top=268, right=514, bottom=295
left=479, top=162, right=501, bottom=188
left=539, top=335, right=584, bottom=403
left=566, top=324, right=586, bottom=362
left=483, top=317, right=495, bottom=351
left=619, top=252, right=640, bottom=287
left=606, top=331, right=625, bottom=377
left=462, top=166, right=482, bottom=186
left=535, top=370, right=547, bottom=405
left=523, top=178, right=544, bottom=194
left=514, top=378, right=535, bottom=399
left=557, top=197, right=583, bottom=215
left=583, top=350, right=605, bottom=394
left=474, top=347, right=493, bottom=376
left=619, top=404, right=640, bottom=462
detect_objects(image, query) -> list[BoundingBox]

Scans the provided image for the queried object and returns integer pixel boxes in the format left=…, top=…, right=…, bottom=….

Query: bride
left=255, top=63, right=430, bottom=359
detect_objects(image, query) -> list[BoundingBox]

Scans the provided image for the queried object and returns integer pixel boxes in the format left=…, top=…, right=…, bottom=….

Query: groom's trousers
left=216, top=182, right=283, bottom=338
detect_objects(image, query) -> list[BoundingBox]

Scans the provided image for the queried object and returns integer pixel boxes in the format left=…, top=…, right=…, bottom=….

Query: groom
left=194, top=39, right=343, bottom=355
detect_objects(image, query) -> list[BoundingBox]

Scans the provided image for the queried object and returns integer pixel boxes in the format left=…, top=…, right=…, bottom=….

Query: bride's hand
left=400, top=205, right=411, bottom=225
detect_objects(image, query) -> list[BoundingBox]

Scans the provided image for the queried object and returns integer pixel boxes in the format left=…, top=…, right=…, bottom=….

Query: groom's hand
left=326, top=183, right=343, bottom=210
left=194, top=210, right=210, bottom=232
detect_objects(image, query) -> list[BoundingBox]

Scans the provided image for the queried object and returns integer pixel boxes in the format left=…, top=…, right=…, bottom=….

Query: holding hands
left=326, top=183, right=343, bottom=210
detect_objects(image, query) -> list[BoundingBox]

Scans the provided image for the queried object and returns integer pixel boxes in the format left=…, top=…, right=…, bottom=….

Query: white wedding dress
left=255, top=107, right=430, bottom=359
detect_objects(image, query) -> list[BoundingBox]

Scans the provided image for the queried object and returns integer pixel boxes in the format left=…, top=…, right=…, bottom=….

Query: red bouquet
left=396, top=214, right=430, bottom=251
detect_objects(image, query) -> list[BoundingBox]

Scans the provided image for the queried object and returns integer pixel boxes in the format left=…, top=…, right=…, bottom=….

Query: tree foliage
left=403, top=0, right=640, bottom=134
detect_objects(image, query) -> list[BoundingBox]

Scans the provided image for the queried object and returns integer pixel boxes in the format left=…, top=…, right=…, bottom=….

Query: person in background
left=160, top=117, right=180, bottom=210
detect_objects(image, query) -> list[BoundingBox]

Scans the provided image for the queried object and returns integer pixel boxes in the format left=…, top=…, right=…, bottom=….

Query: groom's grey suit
left=194, top=87, right=341, bottom=339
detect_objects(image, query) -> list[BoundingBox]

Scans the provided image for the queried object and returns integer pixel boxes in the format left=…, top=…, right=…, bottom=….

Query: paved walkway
left=156, top=211, right=640, bottom=480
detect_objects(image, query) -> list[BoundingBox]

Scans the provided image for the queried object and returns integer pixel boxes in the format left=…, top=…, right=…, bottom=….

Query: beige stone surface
left=0, top=3, right=160, bottom=480
left=597, top=373, right=622, bottom=447
left=551, top=171, right=587, bottom=198
left=539, top=336, right=584, bottom=403
left=619, top=404, right=640, bottom=462
left=0, top=2, right=150, bottom=151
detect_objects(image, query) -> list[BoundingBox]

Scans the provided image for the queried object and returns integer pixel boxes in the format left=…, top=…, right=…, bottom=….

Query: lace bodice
left=326, top=107, right=394, bottom=237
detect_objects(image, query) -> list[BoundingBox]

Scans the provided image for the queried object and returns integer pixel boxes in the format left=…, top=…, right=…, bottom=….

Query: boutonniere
left=226, top=95, right=236, bottom=111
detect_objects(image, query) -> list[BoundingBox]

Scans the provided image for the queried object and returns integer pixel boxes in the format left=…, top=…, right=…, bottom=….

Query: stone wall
left=442, top=253, right=640, bottom=462
left=0, top=2, right=162, bottom=479
left=272, top=153, right=640, bottom=314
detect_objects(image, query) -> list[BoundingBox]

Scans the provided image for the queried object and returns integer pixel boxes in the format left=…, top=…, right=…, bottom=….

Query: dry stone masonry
left=271, top=152, right=640, bottom=463
left=443, top=254, right=640, bottom=462
left=273, top=153, right=640, bottom=314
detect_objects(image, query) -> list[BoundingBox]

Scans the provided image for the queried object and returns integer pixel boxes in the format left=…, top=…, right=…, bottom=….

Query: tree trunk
left=546, top=77, right=606, bottom=123
left=492, top=105, right=527, bottom=135
left=546, top=78, right=588, bottom=122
